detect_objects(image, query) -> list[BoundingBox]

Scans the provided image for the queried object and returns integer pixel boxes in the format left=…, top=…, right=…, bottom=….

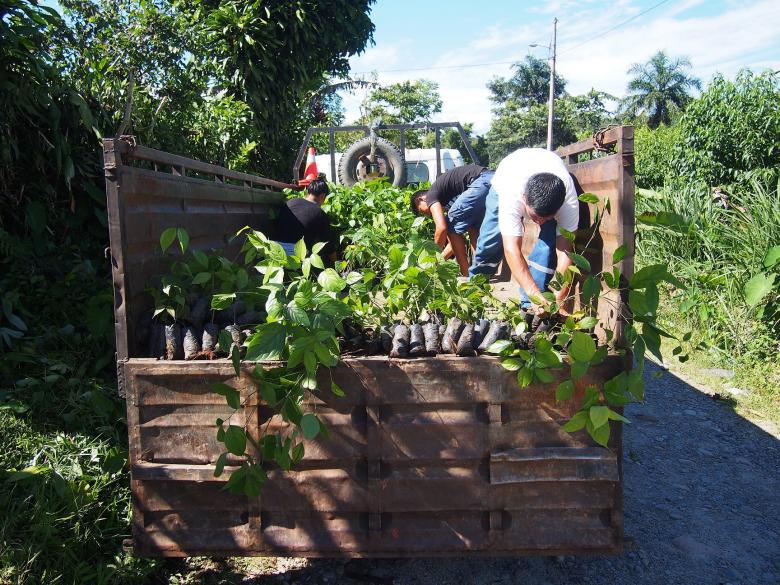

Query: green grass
left=0, top=409, right=159, bottom=584
left=637, top=176, right=780, bottom=425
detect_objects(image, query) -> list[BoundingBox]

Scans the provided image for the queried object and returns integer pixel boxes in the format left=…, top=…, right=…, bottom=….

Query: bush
left=634, top=124, right=680, bottom=190
left=671, top=69, right=780, bottom=187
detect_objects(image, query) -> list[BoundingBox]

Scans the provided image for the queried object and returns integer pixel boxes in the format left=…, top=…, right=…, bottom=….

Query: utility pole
left=546, top=17, right=558, bottom=150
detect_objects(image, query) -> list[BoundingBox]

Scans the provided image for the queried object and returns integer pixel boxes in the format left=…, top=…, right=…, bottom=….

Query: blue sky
left=342, top=0, right=780, bottom=133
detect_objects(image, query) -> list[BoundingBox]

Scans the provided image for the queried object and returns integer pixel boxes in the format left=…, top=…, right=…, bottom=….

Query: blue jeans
left=468, top=185, right=503, bottom=276
left=446, top=171, right=494, bottom=234
left=467, top=190, right=557, bottom=306
left=275, top=241, right=297, bottom=255
left=518, top=220, right=558, bottom=307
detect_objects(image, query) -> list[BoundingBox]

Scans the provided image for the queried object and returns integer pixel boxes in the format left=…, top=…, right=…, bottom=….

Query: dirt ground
left=163, top=362, right=780, bottom=585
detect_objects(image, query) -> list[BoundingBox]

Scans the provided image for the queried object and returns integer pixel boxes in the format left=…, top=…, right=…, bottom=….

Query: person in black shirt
left=410, top=164, right=494, bottom=276
left=276, top=179, right=337, bottom=261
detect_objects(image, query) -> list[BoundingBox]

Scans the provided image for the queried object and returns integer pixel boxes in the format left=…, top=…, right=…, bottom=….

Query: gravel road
left=188, top=363, right=780, bottom=585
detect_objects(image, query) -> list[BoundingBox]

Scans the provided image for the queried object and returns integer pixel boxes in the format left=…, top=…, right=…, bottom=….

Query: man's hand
left=502, top=233, right=544, bottom=300
left=554, top=234, right=575, bottom=313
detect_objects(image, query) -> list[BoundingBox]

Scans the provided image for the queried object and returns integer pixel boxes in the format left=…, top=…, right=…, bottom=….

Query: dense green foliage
left=633, top=70, right=780, bottom=419
left=621, top=50, right=700, bottom=129
left=634, top=123, right=680, bottom=190
left=671, top=70, right=780, bottom=187
left=172, top=183, right=668, bottom=496
left=0, top=1, right=376, bottom=582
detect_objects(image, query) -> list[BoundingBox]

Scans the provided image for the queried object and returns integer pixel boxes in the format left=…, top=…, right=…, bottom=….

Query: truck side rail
left=103, top=137, right=290, bottom=363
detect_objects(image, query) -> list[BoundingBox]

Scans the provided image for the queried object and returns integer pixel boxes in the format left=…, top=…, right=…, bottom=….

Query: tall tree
left=487, top=55, right=566, bottom=108
left=485, top=55, right=573, bottom=162
left=360, top=79, right=442, bottom=125
left=622, top=50, right=701, bottom=129
left=358, top=79, right=442, bottom=148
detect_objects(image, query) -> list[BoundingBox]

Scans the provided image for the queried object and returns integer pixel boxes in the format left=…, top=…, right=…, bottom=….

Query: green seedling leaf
left=292, top=442, right=305, bottom=463
left=485, top=339, right=513, bottom=355
left=630, top=264, right=684, bottom=290
left=245, top=323, right=287, bottom=361
left=744, top=272, right=775, bottom=307
left=312, top=242, right=326, bottom=254
left=556, top=380, right=574, bottom=401
left=218, top=330, right=233, bottom=353
left=231, top=345, right=241, bottom=377
left=331, top=380, right=345, bottom=397
left=294, top=238, right=307, bottom=260
left=160, top=227, right=177, bottom=252
left=578, top=193, right=599, bottom=204
left=568, top=252, right=591, bottom=273
left=559, top=227, right=576, bottom=243
left=318, top=268, right=346, bottom=292
left=214, top=453, right=227, bottom=477
left=636, top=211, right=689, bottom=232
left=589, top=405, right=609, bottom=429
left=177, top=227, right=190, bottom=252
left=300, top=413, right=320, bottom=440
left=608, top=409, right=630, bottom=423
left=577, top=316, right=598, bottom=330
left=569, top=331, right=596, bottom=362
left=212, top=293, right=236, bottom=310
left=235, top=268, right=249, bottom=290
left=562, top=410, right=588, bottom=432
left=244, top=464, right=266, bottom=497
left=193, top=249, right=209, bottom=268
left=192, top=272, right=211, bottom=285
left=641, top=326, right=663, bottom=362
left=501, top=357, right=524, bottom=371
left=224, top=425, right=246, bottom=456
left=534, top=368, right=554, bottom=383
left=517, top=367, right=534, bottom=388
left=571, top=360, right=589, bottom=380
left=212, top=382, right=241, bottom=410
left=612, top=244, right=628, bottom=264
left=587, top=418, right=610, bottom=447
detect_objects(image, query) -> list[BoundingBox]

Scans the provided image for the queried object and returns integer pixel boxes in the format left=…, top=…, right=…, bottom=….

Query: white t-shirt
left=493, top=148, right=578, bottom=237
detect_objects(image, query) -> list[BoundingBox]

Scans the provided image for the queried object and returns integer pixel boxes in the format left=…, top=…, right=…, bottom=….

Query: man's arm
left=429, top=202, right=449, bottom=249
left=447, top=232, right=470, bottom=277
left=502, top=234, right=545, bottom=307
left=554, top=235, right=574, bottom=310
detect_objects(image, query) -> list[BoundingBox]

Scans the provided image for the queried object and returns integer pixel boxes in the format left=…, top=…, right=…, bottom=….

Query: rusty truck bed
left=105, top=127, right=635, bottom=557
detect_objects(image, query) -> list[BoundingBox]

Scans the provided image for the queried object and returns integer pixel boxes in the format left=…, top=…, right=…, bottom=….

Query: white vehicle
left=316, top=147, right=465, bottom=185
left=295, top=122, right=480, bottom=187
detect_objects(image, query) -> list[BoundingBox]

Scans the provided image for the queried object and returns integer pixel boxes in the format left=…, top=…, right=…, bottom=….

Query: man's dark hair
left=410, top=189, right=428, bottom=215
left=525, top=173, right=565, bottom=217
left=307, top=178, right=329, bottom=198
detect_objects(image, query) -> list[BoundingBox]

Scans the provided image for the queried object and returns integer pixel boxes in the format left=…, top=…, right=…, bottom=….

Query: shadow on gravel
left=177, top=363, right=780, bottom=585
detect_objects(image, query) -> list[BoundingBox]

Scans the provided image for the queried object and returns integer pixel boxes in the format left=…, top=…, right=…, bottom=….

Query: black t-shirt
left=425, top=164, right=487, bottom=207
left=276, top=198, right=337, bottom=255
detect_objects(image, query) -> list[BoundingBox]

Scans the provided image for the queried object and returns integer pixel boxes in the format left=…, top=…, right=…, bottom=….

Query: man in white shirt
left=489, top=148, right=579, bottom=312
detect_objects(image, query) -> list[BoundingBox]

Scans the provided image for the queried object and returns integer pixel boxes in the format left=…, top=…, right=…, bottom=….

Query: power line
left=350, top=0, right=672, bottom=77
left=558, top=0, right=672, bottom=56
left=351, top=60, right=517, bottom=76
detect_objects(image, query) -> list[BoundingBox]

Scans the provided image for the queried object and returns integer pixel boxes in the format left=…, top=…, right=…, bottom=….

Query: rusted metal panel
left=103, top=139, right=288, bottom=361
left=122, top=356, right=625, bottom=557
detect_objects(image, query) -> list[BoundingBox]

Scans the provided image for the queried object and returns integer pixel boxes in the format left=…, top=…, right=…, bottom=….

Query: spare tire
left=338, top=137, right=406, bottom=187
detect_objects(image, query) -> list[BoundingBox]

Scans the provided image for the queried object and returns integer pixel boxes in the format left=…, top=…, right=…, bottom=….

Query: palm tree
left=622, top=51, right=701, bottom=128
